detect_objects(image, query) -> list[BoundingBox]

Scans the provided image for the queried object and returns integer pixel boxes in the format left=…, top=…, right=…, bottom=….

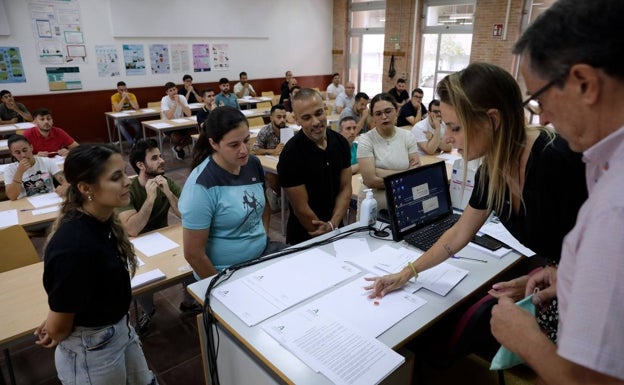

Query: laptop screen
left=384, top=162, right=453, bottom=240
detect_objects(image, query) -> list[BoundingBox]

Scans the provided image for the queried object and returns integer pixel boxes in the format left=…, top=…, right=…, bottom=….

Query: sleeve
left=160, top=96, right=169, bottom=118
left=356, top=133, right=374, bottom=159
left=128, top=93, right=138, bottom=106
left=3, top=162, right=18, bottom=184
left=110, top=93, right=120, bottom=107
left=335, top=94, right=346, bottom=108
left=249, top=84, right=256, bottom=94
left=277, top=140, right=304, bottom=187
left=17, top=103, right=30, bottom=114
left=169, top=178, right=182, bottom=198
left=233, top=83, right=243, bottom=94
left=468, top=166, right=488, bottom=210
left=411, top=122, right=428, bottom=142
left=178, top=88, right=185, bottom=96
left=56, top=128, right=76, bottom=147
left=404, top=129, right=420, bottom=154
left=43, top=157, right=61, bottom=176
left=179, top=95, right=189, bottom=107
left=179, top=180, right=216, bottom=231
left=251, top=128, right=267, bottom=150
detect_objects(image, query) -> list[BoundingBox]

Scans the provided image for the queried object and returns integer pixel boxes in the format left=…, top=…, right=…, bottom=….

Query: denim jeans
left=55, top=314, right=157, bottom=385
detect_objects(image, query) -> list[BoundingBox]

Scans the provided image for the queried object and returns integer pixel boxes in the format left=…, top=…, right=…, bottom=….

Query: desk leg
left=117, top=123, right=123, bottom=153
left=105, top=116, right=113, bottom=143
left=158, top=131, right=163, bottom=154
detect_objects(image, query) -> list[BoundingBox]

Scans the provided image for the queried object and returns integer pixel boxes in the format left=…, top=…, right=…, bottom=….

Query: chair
left=0, top=225, right=41, bottom=273
left=247, top=117, right=264, bottom=127
left=256, top=101, right=272, bottom=110
left=147, top=101, right=161, bottom=109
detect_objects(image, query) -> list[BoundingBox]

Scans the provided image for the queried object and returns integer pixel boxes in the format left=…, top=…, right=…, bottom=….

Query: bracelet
left=326, top=221, right=335, bottom=231
left=407, top=261, right=419, bottom=279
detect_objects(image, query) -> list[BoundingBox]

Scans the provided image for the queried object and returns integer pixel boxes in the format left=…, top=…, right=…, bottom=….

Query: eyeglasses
left=430, top=109, right=442, bottom=115
left=523, top=73, right=567, bottom=115
left=373, top=107, right=395, bottom=118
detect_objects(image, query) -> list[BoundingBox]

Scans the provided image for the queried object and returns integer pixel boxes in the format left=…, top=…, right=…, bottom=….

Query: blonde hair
left=437, top=63, right=552, bottom=218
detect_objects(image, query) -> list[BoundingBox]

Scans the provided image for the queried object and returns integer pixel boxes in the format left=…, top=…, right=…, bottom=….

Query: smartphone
left=472, top=234, right=504, bottom=251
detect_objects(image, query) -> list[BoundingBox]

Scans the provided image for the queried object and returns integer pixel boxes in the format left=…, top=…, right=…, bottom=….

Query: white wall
left=0, top=0, right=333, bottom=95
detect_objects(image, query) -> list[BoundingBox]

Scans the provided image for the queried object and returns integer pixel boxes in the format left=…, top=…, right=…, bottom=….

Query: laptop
left=383, top=161, right=460, bottom=251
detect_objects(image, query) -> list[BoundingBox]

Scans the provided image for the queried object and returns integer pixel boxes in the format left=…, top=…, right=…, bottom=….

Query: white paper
left=480, top=221, right=536, bottom=257
left=303, top=275, right=427, bottom=337
left=150, top=122, right=173, bottom=129
left=240, top=109, right=255, bottom=116
left=140, top=108, right=157, bottom=113
left=14, top=122, right=35, bottom=129
left=171, top=118, right=190, bottom=123
left=213, top=249, right=361, bottom=326
left=0, top=139, right=8, bottom=148
left=131, top=268, right=166, bottom=289
left=32, top=205, right=60, bottom=216
left=263, top=310, right=404, bottom=385
left=109, top=112, right=131, bottom=117
left=188, top=103, right=203, bottom=109
left=26, top=192, right=63, bottom=208
left=188, top=115, right=197, bottom=121
left=333, top=238, right=370, bottom=260
left=131, top=232, right=179, bottom=257
left=280, top=126, right=294, bottom=144
left=136, top=257, right=145, bottom=267
left=0, top=124, right=15, bottom=132
left=0, top=209, right=19, bottom=229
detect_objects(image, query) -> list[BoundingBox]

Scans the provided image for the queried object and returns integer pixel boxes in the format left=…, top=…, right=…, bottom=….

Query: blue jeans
left=118, top=118, right=141, bottom=144
left=55, top=314, right=157, bottom=385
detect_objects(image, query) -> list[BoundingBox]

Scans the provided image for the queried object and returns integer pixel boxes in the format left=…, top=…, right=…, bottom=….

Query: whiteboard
left=109, top=0, right=271, bottom=38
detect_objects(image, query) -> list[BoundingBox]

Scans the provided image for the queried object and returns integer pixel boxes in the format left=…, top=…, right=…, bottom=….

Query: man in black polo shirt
left=387, top=78, right=410, bottom=106
left=397, top=88, right=428, bottom=127
left=277, top=88, right=352, bottom=245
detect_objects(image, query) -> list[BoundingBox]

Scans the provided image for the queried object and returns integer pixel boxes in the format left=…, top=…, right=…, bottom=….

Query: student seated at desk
left=284, top=85, right=300, bottom=124
left=35, top=144, right=157, bottom=385
left=411, top=99, right=453, bottom=155
left=179, top=74, right=201, bottom=104
left=179, top=107, right=286, bottom=280
left=4, top=134, right=68, bottom=201
left=365, top=63, right=587, bottom=342
left=110, top=81, right=141, bottom=145
left=215, top=77, right=240, bottom=110
left=234, top=71, right=257, bottom=98
left=161, top=81, right=192, bottom=160
left=196, top=89, right=216, bottom=127
left=24, top=108, right=78, bottom=157
left=397, top=88, right=427, bottom=127
left=0, top=89, right=33, bottom=124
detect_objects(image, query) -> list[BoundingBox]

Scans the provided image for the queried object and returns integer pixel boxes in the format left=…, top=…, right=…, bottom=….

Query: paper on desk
left=479, top=222, right=535, bottom=257
left=188, top=103, right=203, bottom=109
left=131, top=232, right=179, bottom=257
left=263, top=310, right=404, bottom=385
left=32, top=205, right=60, bottom=216
left=188, top=115, right=197, bottom=121
left=171, top=118, right=190, bottom=123
left=436, top=152, right=462, bottom=165
left=0, top=139, right=8, bottom=148
left=213, top=249, right=361, bottom=326
left=240, top=109, right=254, bottom=116
left=110, top=112, right=131, bottom=117
left=151, top=122, right=173, bottom=129
left=0, top=209, right=19, bottom=229
left=141, top=108, right=157, bottom=113
left=136, top=257, right=145, bottom=266
left=131, top=268, right=166, bottom=289
left=304, top=274, right=426, bottom=337
left=0, top=124, right=15, bottom=132
left=333, top=238, right=370, bottom=260
left=27, top=192, right=63, bottom=208
left=280, top=126, right=294, bottom=144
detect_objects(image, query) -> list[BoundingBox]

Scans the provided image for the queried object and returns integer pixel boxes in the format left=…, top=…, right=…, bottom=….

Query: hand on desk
left=34, top=320, right=59, bottom=348
left=489, top=274, right=530, bottom=302
left=309, top=220, right=333, bottom=237
left=271, top=143, right=284, bottom=155
left=363, top=269, right=412, bottom=298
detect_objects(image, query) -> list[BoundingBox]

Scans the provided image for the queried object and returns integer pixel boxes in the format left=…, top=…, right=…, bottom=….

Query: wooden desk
left=188, top=222, right=523, bottom=385
left=237, top=96, right=273, bottom=107
left=0, top=223, right=190, bottom=350
left=141, top=117, right=199, bottom=154
left=0, top=194, right=62, bottom=229
left=241, top=107, right=271, bottom=119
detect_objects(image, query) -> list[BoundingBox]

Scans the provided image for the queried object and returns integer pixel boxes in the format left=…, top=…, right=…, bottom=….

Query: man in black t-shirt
left=387, top=78, right=410, bottom=106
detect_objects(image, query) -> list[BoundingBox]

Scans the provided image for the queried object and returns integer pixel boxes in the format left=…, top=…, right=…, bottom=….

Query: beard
left=145, top=168, right=165, bottom=179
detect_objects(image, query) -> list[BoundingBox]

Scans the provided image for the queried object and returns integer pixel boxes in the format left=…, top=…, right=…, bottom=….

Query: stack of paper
left=131, top=268, right=166, bottom=289
left=131, top=232, right=179, bottom=257
left=26, top=192, right=63, bottom=208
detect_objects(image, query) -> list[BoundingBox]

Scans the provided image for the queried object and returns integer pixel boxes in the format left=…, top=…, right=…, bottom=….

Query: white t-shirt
left=4, top=156, right=61, bottom=199
left=411, top=118, right=447, bottom=155
left=233, top=82, right=256, bottom=97
left=326, top=83, right=345, bottom=99
left=333, top=92, right=355, bottom=114
left=161, top=94, right=189, bottom=119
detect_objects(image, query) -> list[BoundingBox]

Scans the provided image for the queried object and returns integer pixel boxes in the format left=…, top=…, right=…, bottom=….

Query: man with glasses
left=410, top=99, right=451, bottom=155
left=397, top=88, right=427, bottom=126
left=333, top=81, right=356, bottom=114
left=490, top=1, right=624, bottom=384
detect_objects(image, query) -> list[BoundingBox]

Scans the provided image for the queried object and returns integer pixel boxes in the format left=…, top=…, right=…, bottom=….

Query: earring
left=88, top=194, right=93, bottom=201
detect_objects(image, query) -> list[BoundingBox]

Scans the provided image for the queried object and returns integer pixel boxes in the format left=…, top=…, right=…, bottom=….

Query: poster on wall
left=148, top=44, right=170, bottom=75
left=123, top=44, right=146, bottom=76
left=171, top=44, right=190, bottom=73
left=28, top=0, right=87, bottom=64
left=46, top=66, right=82, bottom=91
left=95, top=45, right=120, bottom=77
left=0, top=47, right=27, bottom=83
left=192, top=44, right=211, bottom=72
left=211, top=44, right=229, bottom=70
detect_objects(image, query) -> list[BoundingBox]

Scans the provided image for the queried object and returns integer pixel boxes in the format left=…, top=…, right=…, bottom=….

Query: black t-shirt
left=388, top=88, right=409, bottom=105
left=279, top=81, right=290, bottom=104
left=277, top=129, right=351, bottom=245
left=469, top=131, right=587, bottom=262
left=196, top=105, right=211, bottom=126
left=179, top=87, right=198, bottom=104
left=397, top=102, right=428, bottom=127
left=43, top=211, right=132, bottom=327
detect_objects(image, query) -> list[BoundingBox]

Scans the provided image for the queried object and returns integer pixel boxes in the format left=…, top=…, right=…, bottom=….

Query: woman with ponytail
left=35, top=144, right=157, bottom=385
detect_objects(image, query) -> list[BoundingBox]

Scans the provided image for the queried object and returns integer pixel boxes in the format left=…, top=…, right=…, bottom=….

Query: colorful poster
left=28, top=0, right=87, bottom=64
left=192, top=44, right=211, bottom=72
left=46, top=66, right=82, bottom=91
left=149, top=44, right=170, bottom=75
left=95, top=45, right=120, bottom=77
left=0, top=47, right=27, bottom=83
left=171, top=44, right=190, bottom=73
left=123, top=44, right=146, bottom=76
left=211, top=44, right=229, bottom=70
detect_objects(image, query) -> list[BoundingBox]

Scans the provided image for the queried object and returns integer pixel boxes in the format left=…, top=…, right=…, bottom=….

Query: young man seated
left=23, top=108, right=79, bottom=157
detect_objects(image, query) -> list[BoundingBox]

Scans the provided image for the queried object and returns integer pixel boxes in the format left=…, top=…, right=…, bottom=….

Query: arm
left=248, top=84, right=257, bottom=97
left=5, top=159, right=30, bottom=200
left=12, top=104, right=33, bottom=122
left=234, top=83, right=245, bottom=98
left=182, top=228, right=217, bottom=279
left=127, top=94, right=139, bottom=110
left=358, top=157, right=386, bottom=189
left=162, top=98, right=177, bottom=120
left=355, top=110, right=370, bottom=134
left=325, top=167, right=352, bottom=231
left=365, top=205, right=489, bottom=297
left=350, top=163, right=360, bottom=174
left=180, top=96, right=192, bottom=117
left=282, top=185, right=323, bottom=234
left=53, top=171, right=70, bottom=197
left=118, top=179, right=158, bottom=237
left=35, top=311, right=74, bottom=348
left=157, top=176, right=180, bottom=218
left=57, top=141, right=78, bottom=157
left=252, top=143, right=284, bottom=156
left=405, top=107, right=422, bottom=126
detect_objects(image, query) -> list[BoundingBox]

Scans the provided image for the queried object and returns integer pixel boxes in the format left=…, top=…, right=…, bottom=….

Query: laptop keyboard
left=404, top=214, right=461, bottom=251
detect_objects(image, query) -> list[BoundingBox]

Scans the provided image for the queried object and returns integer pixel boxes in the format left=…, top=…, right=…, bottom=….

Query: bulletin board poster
left=95, top=45, right=120, bottom=77
left=123, top=44, right=146, bottom=76
left=192, top=44, right=211, bottom=72
left=149, top=44, right=170, bottom=75
left=28, top=0, right=87, bottom=64
left=211, top=44, right=229, bottom=70
left=171, top=44, right=190, bottom=73
left=0, top=47, right=27, bottom=83
left=46, top=66, right=82, bottom=91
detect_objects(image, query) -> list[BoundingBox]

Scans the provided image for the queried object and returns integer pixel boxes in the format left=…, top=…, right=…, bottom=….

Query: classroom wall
left=0, top=0, right=333, bottom=142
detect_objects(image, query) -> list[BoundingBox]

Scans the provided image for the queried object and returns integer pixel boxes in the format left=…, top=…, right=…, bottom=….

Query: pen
left=452, top=255, right=487, bottom=263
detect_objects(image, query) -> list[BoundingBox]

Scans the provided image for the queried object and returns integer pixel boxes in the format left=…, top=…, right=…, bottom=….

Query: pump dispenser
left=360, top=188, right=377, bottom=226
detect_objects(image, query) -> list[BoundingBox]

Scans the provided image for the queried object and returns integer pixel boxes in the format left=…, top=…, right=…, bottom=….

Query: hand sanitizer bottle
left=360, top=188, right=377, bottom=227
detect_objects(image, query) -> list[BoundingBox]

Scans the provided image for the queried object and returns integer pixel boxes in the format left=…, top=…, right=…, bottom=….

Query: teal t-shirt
left=350, top=142, right=358, bottom=166
left=179, top=155, right=267, bottom=272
